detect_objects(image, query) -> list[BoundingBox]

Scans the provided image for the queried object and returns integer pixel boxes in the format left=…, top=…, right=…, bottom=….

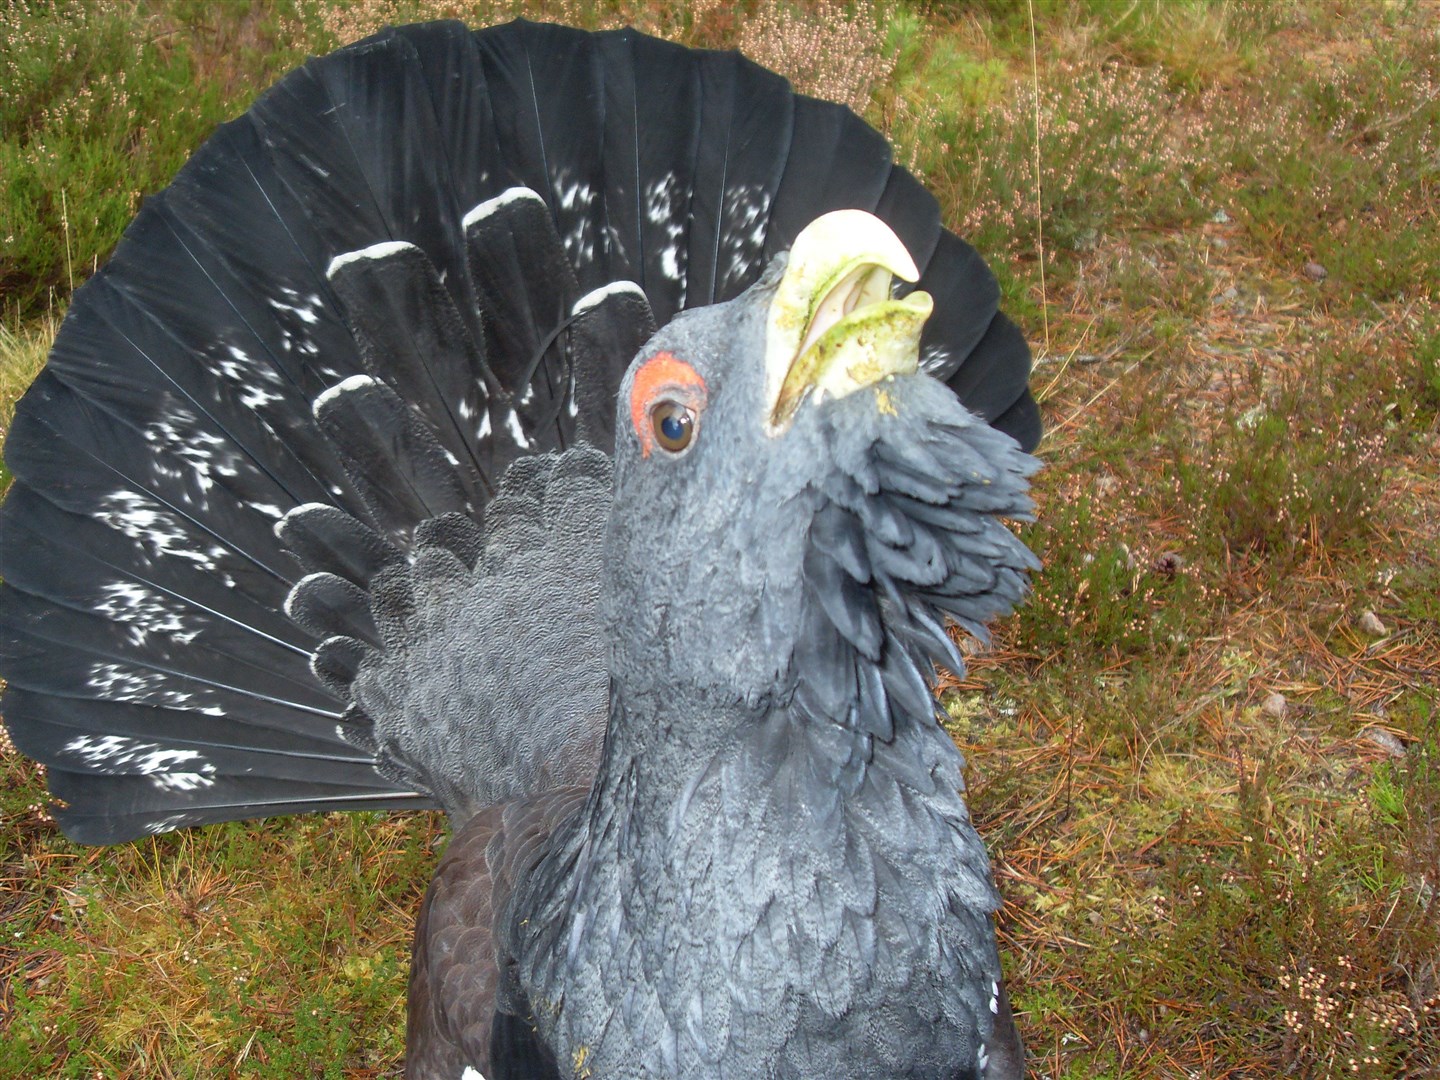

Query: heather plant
left=1015, top=488, right=1194, bottom=661
left=1172, top=363, right=1392, bottom=566
left=0, top=1, right=311, bottom=318
left=735, top=1, right=895, bottom=117
left=930, top=63, right=1211, bottom=271
left=1215, top=30, right=1440, bottom=303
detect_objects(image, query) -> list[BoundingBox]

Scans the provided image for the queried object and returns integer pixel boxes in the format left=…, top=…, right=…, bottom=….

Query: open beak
left=764, top=210, right=934, bottom=435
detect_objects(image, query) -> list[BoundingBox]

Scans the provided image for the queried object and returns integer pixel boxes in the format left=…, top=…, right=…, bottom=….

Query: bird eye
left=650, top=399, right=696, bottom=454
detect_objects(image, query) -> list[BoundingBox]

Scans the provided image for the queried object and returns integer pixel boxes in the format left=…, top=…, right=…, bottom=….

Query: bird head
left=605, top=211, right=1039, bottom=737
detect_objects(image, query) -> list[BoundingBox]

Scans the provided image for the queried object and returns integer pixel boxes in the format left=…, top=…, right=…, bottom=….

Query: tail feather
left=989, top=391, right=1043, bottom=458
left=568, top=283, right=657, bottom=452
left=474, top=22, right=609, bottom=291
left=312, top=375, right=474, bottom=532
left=462, top=188, right=579, bottom=451
left=46, top=769, right=428, bottom=846
left=6, top=377, right=298, bottom=589
left=873, top=169, right=943, bottom=281
left=326, top=242, right=494, bottom=493
left=942, top=311, right=1035, bottom=427
left=0, top=18, right=1039, bottom=844
left=155, top=122, right=366, bottom=403
left=309, top=33, right=481, bottom=328
left=0, top=487, right=302, bottom=653
left=918, top=230, right=1003, bottom=383
left=764, top=95, right=893, bottom=260
left=5, top=691, right=360, bottom=767
left=688, top=49, right=794, bottom=307
left=0, top=596, right=334, bottom=732
left=285, top=572, right=379, bottom=645
left=47, top=273, right=338, bottom=513
left=595, top=29, right=702, bottom=323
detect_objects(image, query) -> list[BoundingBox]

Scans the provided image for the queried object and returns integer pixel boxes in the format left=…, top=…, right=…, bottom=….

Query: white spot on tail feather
left=95, top=581, right=200, bottom=645
left=554, top=170, right=596, bottom=265
left=644, top=173, right=686, bottom=292
left=145, top=814, right=194, bottom=836
left=209, top=345, right=286, bottom=410
left=63, top=735, right=215, bottom=793
left=63, top=734, right=204, bottom=774
left=149, top=771, right=216, bottom=792
left=96, top=491, right=226, bottom=570
left=267, top=287, right=322, bottom=326
left=326, top=241, right=417, bottom=278
left=502, top=410, right=530, bottom=449
left=718, top=182, right=771, bottom=292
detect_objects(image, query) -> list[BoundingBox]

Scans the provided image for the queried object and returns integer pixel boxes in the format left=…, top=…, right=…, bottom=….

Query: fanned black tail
left=0, top=19, right=1038, bottom=844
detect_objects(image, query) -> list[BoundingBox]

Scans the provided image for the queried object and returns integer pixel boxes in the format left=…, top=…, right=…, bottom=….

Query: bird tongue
left=765, top=210, right=934, bottom=434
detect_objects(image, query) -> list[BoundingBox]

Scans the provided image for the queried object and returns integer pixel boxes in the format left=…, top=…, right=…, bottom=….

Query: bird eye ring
left=650, top=399, right=697, bottom=454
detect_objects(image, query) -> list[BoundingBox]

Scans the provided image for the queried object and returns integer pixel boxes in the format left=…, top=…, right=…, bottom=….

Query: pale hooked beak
left=764, top=210, right=934, bottom=434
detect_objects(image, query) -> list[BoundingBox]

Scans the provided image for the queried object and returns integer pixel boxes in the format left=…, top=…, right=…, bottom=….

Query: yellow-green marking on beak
left=765, top=210, right=934, bottom=434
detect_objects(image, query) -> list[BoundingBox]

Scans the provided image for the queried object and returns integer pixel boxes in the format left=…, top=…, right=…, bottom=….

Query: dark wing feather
left=406, top=788, right=585, bottom=1079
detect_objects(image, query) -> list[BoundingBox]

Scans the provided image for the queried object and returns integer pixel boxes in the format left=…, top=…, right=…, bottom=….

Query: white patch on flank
left=572, top=280, right=645, bottom=316
left=313, top=374, right=378, bottom=415
left=326, top=241, right=416, bottom=279
left=461, top=1068, right=486, bottom=1080
left=463, top=187, right=544, bottom=229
